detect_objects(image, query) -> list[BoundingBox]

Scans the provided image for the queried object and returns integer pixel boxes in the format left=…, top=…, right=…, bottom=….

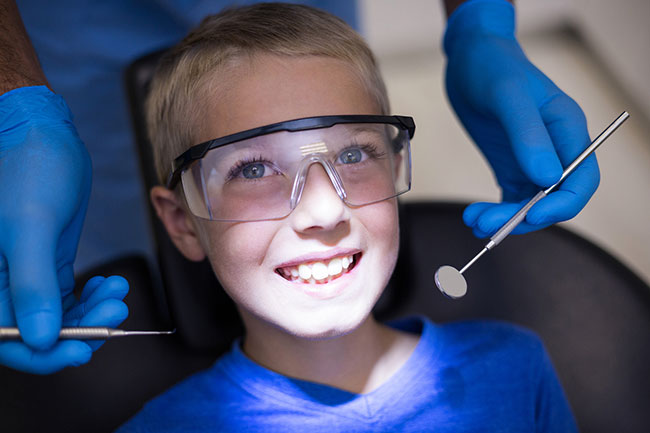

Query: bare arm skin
left=0, top=0, right=48, bottom=93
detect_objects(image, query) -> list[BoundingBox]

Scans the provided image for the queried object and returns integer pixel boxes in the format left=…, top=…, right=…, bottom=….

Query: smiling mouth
left=276, top=253, right=361, bottom=284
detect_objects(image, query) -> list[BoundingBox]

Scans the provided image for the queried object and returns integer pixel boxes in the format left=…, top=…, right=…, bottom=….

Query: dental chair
left=2, top=49, right=649, bottom=433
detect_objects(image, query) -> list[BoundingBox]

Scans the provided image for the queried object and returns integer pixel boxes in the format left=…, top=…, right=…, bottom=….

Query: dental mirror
left=435, top=111, right=630, bottom=299
left=435, top=265, right=467, bottom=299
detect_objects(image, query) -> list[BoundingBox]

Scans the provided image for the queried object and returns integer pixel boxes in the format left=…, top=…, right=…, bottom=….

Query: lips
left=276, top=253, right=361, bottom=284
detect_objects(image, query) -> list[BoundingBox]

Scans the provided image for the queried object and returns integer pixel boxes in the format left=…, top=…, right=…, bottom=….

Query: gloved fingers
left=76, top=298, right=129, bottom=351
left=463, top=202, right=529, bottom=237
left=6, top=234, right=62, bottom=351
left=0, top=340, right=92, bottom=375
left=540, top=93, right=591, bottom=164
left=58, top=264, right=77, bottom=317
left=501, top=182, right=540, bottom=204
left=79, top=276, right=107, bottom=302
left=0, top=254, right=14, bottom=326
left=462, top=202, right=495, bottom=231
left=464, top=201, right=540, bottom=235
left=62, top=291, right=77, bottom=313
left=526, top=190, right=580, bottom=226
left=62, top=276, right=104, bottom=320
left=77, top=299, right=129, bottom=328
left=83, top=276, right=129, bottom=308
left=63, top=276, right=129, bottom=351
left=526, top=157, right=599, bottom=225
left=523, top=95, right=601, bottom=225
left=57, top=261, right=77, bottom=302
left=494, top=86, right=564, bottom=188
left=64, top=276, right=129, bottom=323
left=463, top=200, right=552, bottom=238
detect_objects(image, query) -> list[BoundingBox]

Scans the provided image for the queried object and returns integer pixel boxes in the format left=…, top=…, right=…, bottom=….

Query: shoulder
left=392, top=315, right=545, bottom=356
left=418, top=317, right=551, bottom=381
left=427, top=318, right=562, bottom=406
left=393, top=317, right=577, bottom=429
left=435, top=318, right=545, bottom=356
left=393, top=316, right=549, bottom=376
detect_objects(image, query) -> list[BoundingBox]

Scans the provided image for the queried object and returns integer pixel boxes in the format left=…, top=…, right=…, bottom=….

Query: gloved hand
left=0, top=85, right=122, bottom=373
left=0, top=273, right=129, bottom=374
left=443, top=0, right=599, bottom=238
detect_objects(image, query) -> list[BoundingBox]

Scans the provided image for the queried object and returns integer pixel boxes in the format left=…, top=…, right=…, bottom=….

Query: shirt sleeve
left=534, top=343, right=580, bottom=433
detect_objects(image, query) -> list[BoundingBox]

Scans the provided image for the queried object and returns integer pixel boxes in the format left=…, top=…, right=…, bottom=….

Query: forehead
left=197, top=54, right=381, bottom=143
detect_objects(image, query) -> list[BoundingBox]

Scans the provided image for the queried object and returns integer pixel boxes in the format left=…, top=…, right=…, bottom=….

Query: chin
left=275, top=303, right=373, bottom=341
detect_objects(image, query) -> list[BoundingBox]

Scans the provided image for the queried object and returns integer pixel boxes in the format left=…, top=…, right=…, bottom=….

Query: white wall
left=361, top=0, right=650, bottom=120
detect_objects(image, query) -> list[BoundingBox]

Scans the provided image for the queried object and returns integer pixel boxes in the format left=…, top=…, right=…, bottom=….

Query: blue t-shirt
left=16, top=1, right=358, bottom=273
left=117, top=317, right=578, bottom=432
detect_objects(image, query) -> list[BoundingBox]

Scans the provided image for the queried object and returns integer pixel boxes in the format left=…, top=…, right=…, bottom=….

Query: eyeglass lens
left=181, top=123, right=411, bottom=221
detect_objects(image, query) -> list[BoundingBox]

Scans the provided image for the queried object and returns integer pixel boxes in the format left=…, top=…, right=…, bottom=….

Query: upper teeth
left=281, top=255, right=354, bottom=283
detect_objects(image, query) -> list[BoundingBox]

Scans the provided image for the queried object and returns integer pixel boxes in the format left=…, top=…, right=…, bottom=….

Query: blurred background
left=359, top=0, right=650, bottom=285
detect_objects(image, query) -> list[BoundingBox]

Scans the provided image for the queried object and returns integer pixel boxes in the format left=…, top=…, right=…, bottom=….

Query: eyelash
left=226, top=155, right=275, bottom=181
left=225, top=142, right=387, bottom=181
left=338, top=142, right=387, bottom=162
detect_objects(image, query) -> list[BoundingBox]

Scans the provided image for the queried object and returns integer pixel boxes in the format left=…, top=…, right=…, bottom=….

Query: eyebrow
left=349, top=125, right=385, bottom=134
left=347, top=125, right=389, bottom=141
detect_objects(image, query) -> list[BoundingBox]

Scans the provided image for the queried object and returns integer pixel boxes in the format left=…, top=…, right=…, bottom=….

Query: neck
left=240, top=313, right=419, bottom=394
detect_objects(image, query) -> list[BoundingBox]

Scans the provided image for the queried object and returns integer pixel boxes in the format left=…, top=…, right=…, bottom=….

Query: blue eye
left=242, top=163, right=265, bottom=179
left=339, top=148, right=363, bottom=164
left=226, top=157, right=283, bottom=182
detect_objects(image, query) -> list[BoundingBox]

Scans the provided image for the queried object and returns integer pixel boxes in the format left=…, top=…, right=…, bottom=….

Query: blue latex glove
left=0, top=274, right=129, bottom=374
left=0, top=85, right=126, bottom=373
left=444, top=0, right=600, bottom=238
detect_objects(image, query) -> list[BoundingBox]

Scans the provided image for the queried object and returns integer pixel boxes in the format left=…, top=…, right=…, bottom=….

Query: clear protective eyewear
left=167, top=115, right=415, bottom=222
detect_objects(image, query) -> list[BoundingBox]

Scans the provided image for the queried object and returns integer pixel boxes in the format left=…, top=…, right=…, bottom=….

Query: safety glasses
left=167, top=115, right=415, bottom=221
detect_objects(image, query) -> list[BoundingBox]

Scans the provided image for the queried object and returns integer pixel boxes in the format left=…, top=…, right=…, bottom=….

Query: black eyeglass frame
left=166, top=114, right=416, bottom=189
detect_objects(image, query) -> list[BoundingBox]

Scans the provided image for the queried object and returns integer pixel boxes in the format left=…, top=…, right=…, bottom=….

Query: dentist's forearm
left=0, top=0, right=49, bottom=94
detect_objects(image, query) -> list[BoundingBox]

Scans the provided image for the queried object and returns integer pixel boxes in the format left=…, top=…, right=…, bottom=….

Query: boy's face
left=163, top=54, right=399, bottom=339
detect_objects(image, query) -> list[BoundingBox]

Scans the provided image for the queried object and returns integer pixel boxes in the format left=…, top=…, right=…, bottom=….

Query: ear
left=150, top=186, right=206, bottom=262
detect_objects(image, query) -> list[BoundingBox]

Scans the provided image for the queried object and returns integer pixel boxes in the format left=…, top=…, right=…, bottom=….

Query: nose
left=290, top=162, right=349, bottom=233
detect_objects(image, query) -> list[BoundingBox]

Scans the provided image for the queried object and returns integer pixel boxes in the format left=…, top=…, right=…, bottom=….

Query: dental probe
left=0, top=327, right=176, bottom=341
left=435, top=111, right=630, bottom=299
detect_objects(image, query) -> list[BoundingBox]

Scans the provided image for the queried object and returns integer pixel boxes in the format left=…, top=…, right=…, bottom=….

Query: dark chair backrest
left=124, top=49, right=244, bottom=351
left=2, top=48, right=648, bottom=433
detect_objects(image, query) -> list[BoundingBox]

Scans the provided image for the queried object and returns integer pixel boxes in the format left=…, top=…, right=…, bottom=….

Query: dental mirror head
left=435, top=265, right=467, bottom=299
left=433, top=112, right=629, bottom=300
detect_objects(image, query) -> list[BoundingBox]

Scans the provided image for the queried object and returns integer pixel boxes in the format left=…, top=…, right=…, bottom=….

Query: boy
left=119, top=3, right=577, bottom=431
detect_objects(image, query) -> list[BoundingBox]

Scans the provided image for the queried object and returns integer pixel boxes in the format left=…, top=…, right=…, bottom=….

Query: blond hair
left=146, top=2, right=390, bottom=185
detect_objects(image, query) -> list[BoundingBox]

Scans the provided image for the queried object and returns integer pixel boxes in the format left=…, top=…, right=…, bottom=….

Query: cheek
left=202, top=222, right=277, bottom=295
left=361, top=199, right=400, bottom=263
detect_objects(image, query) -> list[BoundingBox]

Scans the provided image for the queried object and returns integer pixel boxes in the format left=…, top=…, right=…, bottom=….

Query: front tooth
left=311, top=262, right=328, bottom=280
left=298, top=264, right=312, bottom=280
left=328, top=258, right=342, bottom=276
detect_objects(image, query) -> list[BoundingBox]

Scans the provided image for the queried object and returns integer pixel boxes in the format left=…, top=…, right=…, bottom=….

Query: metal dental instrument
left=0, top=327, right=176, bottom=341
left=435, top=111, right=630, bottom=299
